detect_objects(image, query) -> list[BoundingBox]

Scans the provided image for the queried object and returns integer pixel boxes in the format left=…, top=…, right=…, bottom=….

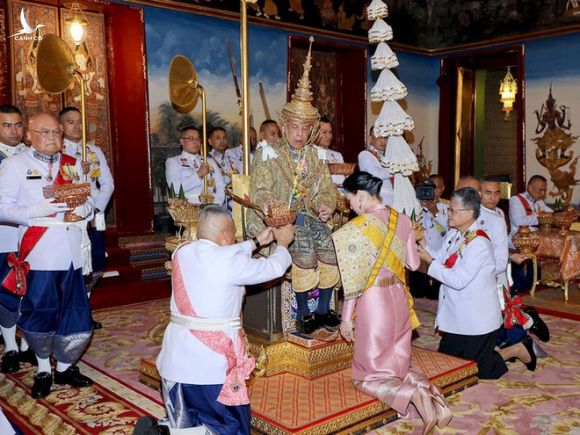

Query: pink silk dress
left=341, top=205, right=434, bottom=416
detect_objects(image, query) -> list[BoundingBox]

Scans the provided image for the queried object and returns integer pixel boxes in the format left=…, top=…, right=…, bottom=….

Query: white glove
left=28, top=198, right=69, bottom=219
left=74, top=202, right=94, bottom=219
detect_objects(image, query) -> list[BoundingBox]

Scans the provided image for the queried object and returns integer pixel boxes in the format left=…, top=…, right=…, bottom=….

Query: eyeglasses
left=447, top=207, right=469, bottom=214
left=180, top=136, right=201, bottom=142
left=33, top=129, right=62, bottom=138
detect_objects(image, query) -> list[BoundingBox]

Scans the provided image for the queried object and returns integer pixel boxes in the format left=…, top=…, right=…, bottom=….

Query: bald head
left=26, top=113, right=63, bottom=155
left=456, top=176, right=481, bottom=193
left=196, top=205, right=236, bottom=246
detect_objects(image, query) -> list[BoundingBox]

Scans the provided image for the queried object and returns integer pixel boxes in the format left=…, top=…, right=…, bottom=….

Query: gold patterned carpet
left=372, top=299, right=580, bottom=434
left=523, top=283, right=580, bottom=320
left=1, top=296, right=578, bottom=434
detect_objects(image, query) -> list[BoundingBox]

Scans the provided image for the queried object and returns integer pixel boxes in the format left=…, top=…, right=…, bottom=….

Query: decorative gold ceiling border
left=114, top=0, right=580, bottom=57
left=14, top=0, right=580, bottom=57
left=119, top=0, right=370, bottom=46
left=412, top=23, right=580, bottom=56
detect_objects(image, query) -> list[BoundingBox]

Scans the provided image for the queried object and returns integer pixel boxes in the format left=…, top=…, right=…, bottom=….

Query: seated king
left=247, top=38, right=340, bottom=334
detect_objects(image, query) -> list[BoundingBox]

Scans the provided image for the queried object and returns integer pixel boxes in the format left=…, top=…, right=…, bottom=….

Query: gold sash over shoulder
left=332, top=209, right=420, bottom=329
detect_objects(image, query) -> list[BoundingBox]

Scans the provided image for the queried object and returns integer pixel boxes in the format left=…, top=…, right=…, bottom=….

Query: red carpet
left=0, top=362, right=164, bottom=434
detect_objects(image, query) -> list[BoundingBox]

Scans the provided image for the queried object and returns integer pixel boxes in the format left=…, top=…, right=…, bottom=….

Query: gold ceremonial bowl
left=265, top=212, right=297, bottom=227
left=512, top=225, right=539, bottom=256
left=537, top=212, right=553, bottom=230
left=167, top=198, right=200, bottom=226
left=552, top=210, right=575, bottom=231
left=328, top=162, right=356, bottom=176
left=52, top=182, right=91, bottom=222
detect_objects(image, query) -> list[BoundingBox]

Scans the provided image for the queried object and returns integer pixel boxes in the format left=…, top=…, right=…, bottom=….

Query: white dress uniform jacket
left=357, top=149, right=394, bottom=206
left=209, top=149, right=238, bottom=186
left=479, top=206, right=509, bottom=285
left=0, top=149, right=85, bottom=271
left=0, top=142, right=26, bottom=254
left=165, top=151, right=226, bottom=206
left=428, top=221, right=503, bottom=336
left=62, top=139, right=114, bottom=213
left=157, top=239, right=291, bottom=385
left=315, top=146, right=345, bottom=186
left=508, top=192, right=552, bottom=248
left=227, top=145, right=244, bottom=174
left=422, top=201, right=448, bottom=253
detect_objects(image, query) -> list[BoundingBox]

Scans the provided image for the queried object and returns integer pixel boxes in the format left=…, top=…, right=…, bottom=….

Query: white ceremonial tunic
left=422, top=201, right=448, bottom=253
left=62, top=139, right=114, bottom=213
left=428, top=221, right=503, bottom=336
left=0, top=149, right=85, bottom=271
left=227, top=145, right=244, bottom=174
left=479, top=206, right=509, bottom=285
left=209, top=149, right=238, bottom=187
left=508, top=192, right=552, bottom=248
left=0, top=142, right=26, bottom=254
left=165, top=151, right=225, bottom=206
left=157, top=239, right=291, bottom=385
left=315, top=146, right=345, bottom=186
left=357, top=149, right=394, bottom=206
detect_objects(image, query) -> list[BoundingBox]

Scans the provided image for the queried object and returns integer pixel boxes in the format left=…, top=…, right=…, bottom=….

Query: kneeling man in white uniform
left=157, top=205, right=294, bottom=434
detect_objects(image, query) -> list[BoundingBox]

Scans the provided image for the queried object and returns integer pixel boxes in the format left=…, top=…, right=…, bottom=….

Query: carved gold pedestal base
left=138, top=342, right=478, bottom=435
left=247, top=335, right=353, bottom=380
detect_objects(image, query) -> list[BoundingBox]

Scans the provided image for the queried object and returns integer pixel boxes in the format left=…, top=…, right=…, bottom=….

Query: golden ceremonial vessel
left=512, top=225, right=540, bottom=256
left=537, top=211, right=553, bottom=230
left=262, top=199, right=296, bottom=227
left=53, top=183, right=91, bottom=222
left=226, top=189, right=296, bottom=228
left=328, top=162, right=357, bottom=176
left=552, top=208, right=576, bottom=232
left=36, top=34, right=89, bottom=165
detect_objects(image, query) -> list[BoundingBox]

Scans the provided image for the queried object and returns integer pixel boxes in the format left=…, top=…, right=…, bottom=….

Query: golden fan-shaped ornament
left=36, top=33, right=76, bottom=94
left=168, top=55, right=200, bottom=113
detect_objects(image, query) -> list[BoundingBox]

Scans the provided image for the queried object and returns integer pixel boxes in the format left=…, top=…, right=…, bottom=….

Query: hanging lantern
left=64, top=3, right=89, bottom=45
left=499, top=66, right=517, bottom=120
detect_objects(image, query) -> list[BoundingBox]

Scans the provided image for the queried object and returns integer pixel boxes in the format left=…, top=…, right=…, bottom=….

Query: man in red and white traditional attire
left=0, top=104, right=36, bottom=374
left=509, top=175, right=553, bottom=293
left=0, top=113, right=94, bottom=399
left=418, top=187, right=537, bottom=379
left=156, top=206, right=293, bottom=434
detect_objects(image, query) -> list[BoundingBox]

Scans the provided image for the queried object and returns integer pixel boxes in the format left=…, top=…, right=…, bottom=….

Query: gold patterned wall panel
left=61, top=11, right=113, bottom=168
left=7, top=1, right=113, bottom=176
left=9, top=1, right=59, bottom=118
left=289, top=47, right=336, bottom=123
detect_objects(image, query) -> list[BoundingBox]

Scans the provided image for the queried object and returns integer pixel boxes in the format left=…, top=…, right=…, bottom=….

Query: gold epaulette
left=438, top=198, right=451, bottom=205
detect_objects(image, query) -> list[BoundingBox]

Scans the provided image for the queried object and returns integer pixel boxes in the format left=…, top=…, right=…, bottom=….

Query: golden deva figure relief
left=532, top=86, right=579, bottom=207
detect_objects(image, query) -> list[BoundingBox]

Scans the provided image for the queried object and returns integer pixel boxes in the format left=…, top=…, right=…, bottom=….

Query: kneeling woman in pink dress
left=333, top=172, right=451, bottom=434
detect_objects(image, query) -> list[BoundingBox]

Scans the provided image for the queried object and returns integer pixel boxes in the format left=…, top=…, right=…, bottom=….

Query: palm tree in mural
left=152, top=103, right=241, bottom=212
left=157, top=102, right=196, bottom=147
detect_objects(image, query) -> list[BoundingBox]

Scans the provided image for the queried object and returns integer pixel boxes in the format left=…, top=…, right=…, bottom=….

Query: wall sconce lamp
left=499, top=66, right=517, bottom=120
left=64, top=3, right=88, bottom=45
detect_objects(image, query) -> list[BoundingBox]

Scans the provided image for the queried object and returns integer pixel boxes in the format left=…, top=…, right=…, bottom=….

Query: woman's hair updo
left=343, top=171, right=383, bottom=198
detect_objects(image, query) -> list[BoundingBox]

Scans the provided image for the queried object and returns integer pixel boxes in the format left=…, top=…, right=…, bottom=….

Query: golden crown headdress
left=280, top=36, right=320, bottom=125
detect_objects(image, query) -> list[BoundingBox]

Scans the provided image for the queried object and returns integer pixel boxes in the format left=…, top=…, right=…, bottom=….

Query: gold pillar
left=240, top=0, right=251, bottom=176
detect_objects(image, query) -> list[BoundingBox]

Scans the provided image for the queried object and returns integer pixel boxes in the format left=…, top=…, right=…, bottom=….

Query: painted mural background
left=525, top=32, right=580, bottom=206
left=144, top=6, right=288, bottom=214
left=147, top=0, right=580, bottom=49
